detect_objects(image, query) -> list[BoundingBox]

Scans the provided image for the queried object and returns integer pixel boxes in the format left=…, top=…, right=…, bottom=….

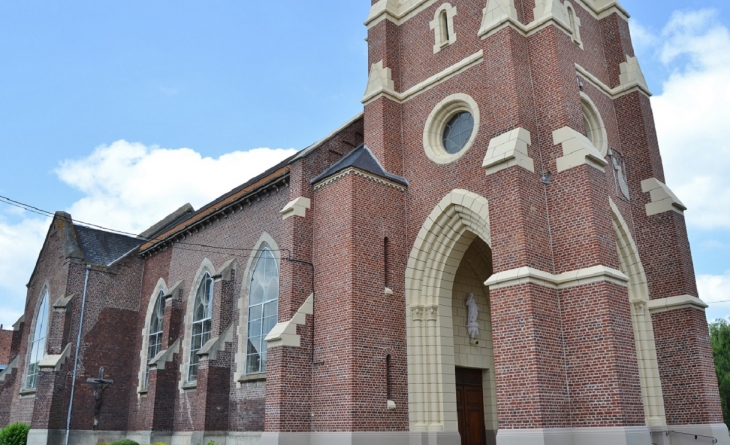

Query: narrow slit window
left=189, top=273, right=213, bottom=382
left=384, top=237, right=390, bottom=288
left=441, top=11, right=450, bottom=42
left=386, top=354, right=392, bottom=400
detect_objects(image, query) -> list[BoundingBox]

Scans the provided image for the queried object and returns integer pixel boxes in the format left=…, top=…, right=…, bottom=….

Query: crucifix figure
left=86, top=367, right=113, bottom=431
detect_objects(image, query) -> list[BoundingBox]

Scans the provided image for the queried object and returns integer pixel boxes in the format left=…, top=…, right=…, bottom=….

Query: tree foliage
left=0, top=423, right=30, bottom=445
left=710, top=319, right=730, bottom=428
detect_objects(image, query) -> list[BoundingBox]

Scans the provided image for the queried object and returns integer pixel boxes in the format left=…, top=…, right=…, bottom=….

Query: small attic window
left=430, top=4, right=457, bottom=54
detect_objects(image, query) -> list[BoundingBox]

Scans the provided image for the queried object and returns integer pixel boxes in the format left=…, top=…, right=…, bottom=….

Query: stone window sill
left=19, top=389, right=36, bottom=397
left=137, top=388, right=148, bottom=395
left=238, top=373, right=266, bottom=383
left=181, top=382, right=198, bottom=391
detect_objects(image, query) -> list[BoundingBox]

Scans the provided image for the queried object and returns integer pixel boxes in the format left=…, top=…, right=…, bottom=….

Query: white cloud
left=56, top=141, right=297, bottom=234
left=698, top=272, right=730, bottom=322
left=650, top=10, right=730, bottom=230
left=0, top=216, right=48, bottom=328
left=0, top=142, right=296, bottom=327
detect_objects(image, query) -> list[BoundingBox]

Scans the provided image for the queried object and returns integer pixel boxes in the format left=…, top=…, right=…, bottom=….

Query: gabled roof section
left=139, top=204, right=195, bottom=240
left=310, top=144, right=408, bottom=186
left=73, top=225, right=144, bottom=266
left=140, top=159, right=292, bottom=252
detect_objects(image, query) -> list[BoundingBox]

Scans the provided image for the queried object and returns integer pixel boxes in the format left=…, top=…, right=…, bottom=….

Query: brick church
left=0, top=0, right=726, bottom=444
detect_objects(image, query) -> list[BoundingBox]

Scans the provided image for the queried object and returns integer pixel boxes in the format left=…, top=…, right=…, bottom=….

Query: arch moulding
left=405, top=189, right=491, bottom=434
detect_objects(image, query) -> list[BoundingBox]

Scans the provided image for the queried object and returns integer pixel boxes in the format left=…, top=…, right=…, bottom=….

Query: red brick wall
left=0, top=328, right=11, bottom=367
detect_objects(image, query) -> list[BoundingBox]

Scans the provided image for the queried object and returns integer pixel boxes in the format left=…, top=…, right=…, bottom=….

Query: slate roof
left=310, top=144, right=408, bottom=186
left=74, top=225, right=144, bottom=266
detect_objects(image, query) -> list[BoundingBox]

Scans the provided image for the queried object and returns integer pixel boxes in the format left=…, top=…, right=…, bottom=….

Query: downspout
left=65, top=264, right=91, bottom=445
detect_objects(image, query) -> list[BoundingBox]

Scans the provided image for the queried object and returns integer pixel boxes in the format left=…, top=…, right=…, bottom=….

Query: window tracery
left=189, top=272, right=213, bottom=381
left=26, top=289, right=49, bottom=390
left=143, top=290, right=165, bottom=388
left=246, top=248, right=279, bottom=375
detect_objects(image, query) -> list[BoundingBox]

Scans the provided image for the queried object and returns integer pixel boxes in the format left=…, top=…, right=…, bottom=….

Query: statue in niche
left=465, top=293, right=479, bottom=339
left=610, top=148, right=630, bottom=200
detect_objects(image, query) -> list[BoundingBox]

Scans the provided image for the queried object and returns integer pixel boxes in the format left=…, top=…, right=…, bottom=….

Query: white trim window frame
left=144, top=290, right=165, bottom=388
left=246, top=248, right=279, bottom=375
left=189, top=272, right=214, bottom=382
left=25, top=289, right=50, bottom=390
left=430, top=3, right=458, bottom=54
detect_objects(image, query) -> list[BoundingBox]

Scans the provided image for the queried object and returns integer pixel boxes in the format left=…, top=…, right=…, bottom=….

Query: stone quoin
left=0, top=1, right=724, bottom=444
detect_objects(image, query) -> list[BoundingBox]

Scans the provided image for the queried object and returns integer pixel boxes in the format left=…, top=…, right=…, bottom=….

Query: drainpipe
left=65, top=264, right=91, bottom=445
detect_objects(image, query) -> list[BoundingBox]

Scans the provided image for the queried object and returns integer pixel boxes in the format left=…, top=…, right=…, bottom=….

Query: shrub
left=0, top=423, right=30, bottom=445
left=110, top=440, right=139, bottom=445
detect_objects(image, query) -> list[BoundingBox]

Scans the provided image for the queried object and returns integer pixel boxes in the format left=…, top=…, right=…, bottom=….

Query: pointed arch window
left=246, top=248, right=279, bottom=375
left=189, top=273, right=213, bottom=381
left=144, top=291, right=165, bottom=388
left=26, top=290, right=49, bottom=389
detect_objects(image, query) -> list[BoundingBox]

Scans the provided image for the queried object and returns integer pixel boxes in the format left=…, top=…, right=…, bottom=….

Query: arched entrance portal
left=406, top=189, right=496, bottom=444
left=610, top=199, right=667, bottom=428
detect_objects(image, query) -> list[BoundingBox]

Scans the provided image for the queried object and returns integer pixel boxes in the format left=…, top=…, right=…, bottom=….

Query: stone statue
left=465, top=293, right=479, bottom=339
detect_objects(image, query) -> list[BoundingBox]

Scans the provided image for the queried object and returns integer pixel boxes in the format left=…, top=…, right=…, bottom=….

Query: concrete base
left=496, top=426, right=652, bottom=445
left=260, top=431, right=460, bottom=445
left=28, top=429, right=128, bottom=445
left=27, top=429, right=262, bottom=445
left=650, top=424, right=730, bottom=445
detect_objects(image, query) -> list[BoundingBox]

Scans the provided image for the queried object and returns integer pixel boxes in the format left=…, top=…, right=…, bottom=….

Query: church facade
left=0, top=0, right=726, bottom=444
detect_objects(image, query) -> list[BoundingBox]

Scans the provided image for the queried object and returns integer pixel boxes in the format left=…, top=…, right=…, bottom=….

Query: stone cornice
left=363, top=51, right=484, bottom=105
left=647, top=295, right=708, bottom=314
left=312, top=167, right=407, bottom=192
left=576, top=63, right=652, bottom=99
left=366, top=0, right=628, bottom=29
left=485, top=265, right=629, bottom=290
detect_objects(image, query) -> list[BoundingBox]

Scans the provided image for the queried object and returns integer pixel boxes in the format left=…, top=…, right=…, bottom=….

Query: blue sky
left=0, top=1, right=729, bottom=326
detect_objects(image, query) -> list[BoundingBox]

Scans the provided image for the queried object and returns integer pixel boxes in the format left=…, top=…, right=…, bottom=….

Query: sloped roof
left=310, top=144, right=408, bottom=186
left=74, top=225, right=144, bottom=266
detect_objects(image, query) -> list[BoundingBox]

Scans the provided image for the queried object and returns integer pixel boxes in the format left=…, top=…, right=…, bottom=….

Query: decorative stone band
left=553, top=127, right=609, bottom=173
left=410, top=304, right=439, bottom=322
left=0, top=356, right=18, bottom=382
left=312, top=167, right=407, bottom=192
left=38, top=343, right=71, bottom=372
left=641, top=178, right=687, bottom=216
left=280, top=197, right=311, bottom=221
left=149, top=337, right=180, bottom=371
left=198, top=324, right=234, bottom=361
left=365, top=0, right=628, bottom=29
left=482, top=127, right=535, bottom=176
left=480, top=0, right=574, bottom=40
left=576, top=59, right=652, bottom=100
left=485, top=265, right=629, bottom=291
left=647, top=295, right=708, bottom=314
left=362, top=51, right=484, bottom=105
left=265, top=294, right=313, bottom=349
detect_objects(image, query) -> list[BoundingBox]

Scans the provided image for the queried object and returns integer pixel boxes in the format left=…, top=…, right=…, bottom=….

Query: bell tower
left=358, top=0, right=727, bottom=444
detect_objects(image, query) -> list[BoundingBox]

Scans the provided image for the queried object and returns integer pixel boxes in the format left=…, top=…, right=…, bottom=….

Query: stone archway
left=405, top=189, right=491, bottom=435
left=610, top=199, right=667, bottom=428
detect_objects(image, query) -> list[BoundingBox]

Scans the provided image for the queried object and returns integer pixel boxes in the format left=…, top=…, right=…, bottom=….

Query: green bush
left=110, top=440, right=139, bottom=445
left=0, top=423, right=30, bottom=445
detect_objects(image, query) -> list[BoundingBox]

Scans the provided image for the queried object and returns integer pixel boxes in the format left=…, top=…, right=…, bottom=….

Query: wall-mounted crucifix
left=86, top=367, right=113, bottom=431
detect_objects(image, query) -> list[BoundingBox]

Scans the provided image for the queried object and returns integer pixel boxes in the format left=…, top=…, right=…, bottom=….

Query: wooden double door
left=456, top=367, right=487, bottom=445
